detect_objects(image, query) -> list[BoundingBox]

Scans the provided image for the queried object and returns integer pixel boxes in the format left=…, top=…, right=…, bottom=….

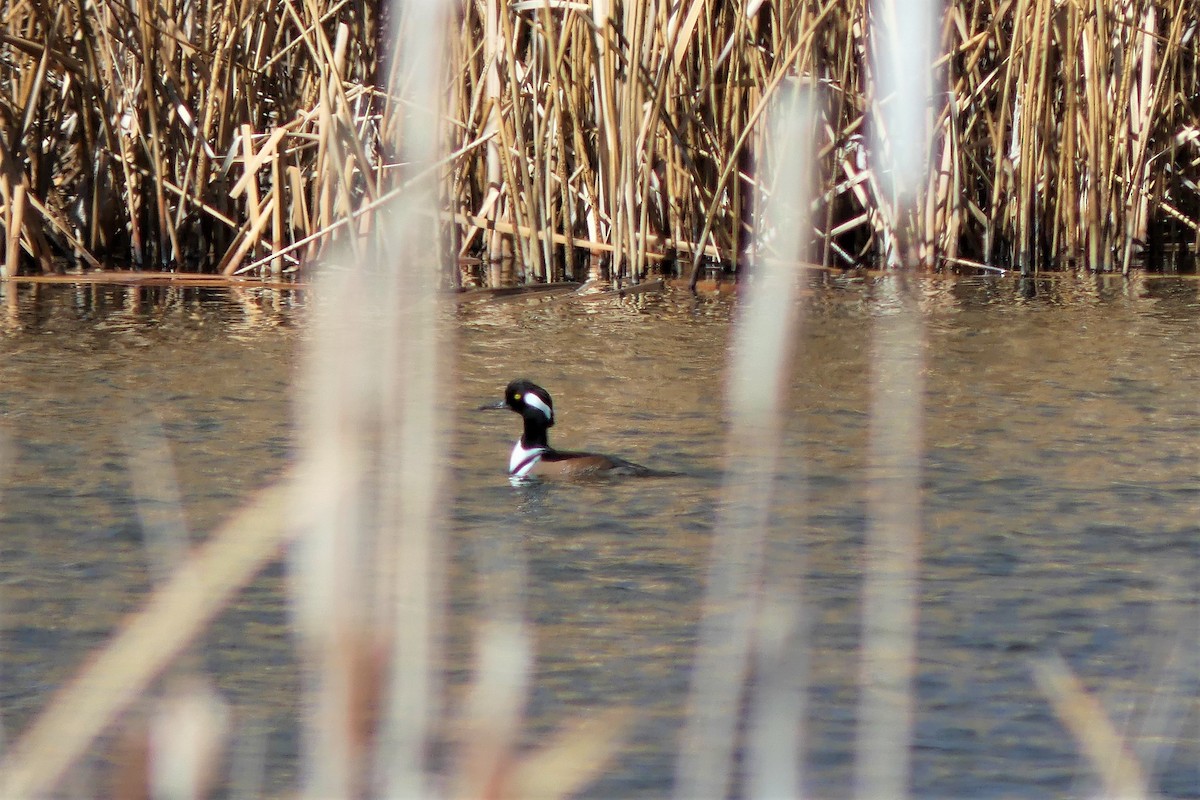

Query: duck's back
left=535, top=449, right=678, bottom=478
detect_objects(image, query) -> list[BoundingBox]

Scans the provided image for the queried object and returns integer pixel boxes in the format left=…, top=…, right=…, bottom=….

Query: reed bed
left=3, top=0, right=1200, bottom=280
left=456, top=0, right=1200, bottom=278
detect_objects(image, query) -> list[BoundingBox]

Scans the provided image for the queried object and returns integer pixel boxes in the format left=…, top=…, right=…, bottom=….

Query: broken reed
left=2, top=0, right=1199, bottom=281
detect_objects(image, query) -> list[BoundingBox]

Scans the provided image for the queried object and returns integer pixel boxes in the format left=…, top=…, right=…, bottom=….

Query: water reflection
left=0, top=281, right=302, bottom=339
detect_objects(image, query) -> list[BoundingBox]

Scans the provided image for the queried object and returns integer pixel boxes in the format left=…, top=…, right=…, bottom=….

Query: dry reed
left=3, top=1, right=1199, bottom=280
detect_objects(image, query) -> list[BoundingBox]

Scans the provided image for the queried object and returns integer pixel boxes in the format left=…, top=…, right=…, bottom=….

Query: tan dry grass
left=2, top=2, right=1200, bottom=277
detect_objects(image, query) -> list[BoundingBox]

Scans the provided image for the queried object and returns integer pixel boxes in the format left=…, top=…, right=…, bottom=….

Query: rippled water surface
left=3, top=275, right=1200, bottom=797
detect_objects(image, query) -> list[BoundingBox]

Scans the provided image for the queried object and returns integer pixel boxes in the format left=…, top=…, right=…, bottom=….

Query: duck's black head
left=502, top=379, right=554, bottom=428
left=479, top=379, right=555, bottom=429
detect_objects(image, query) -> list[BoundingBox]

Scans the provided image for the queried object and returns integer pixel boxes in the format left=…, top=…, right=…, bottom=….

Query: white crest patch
left=524, top=392, right=553, bottom=422
left=509, top=439, right=546, bottom=476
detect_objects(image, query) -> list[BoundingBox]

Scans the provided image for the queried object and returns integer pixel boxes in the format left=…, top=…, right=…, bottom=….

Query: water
left=0, top=282, right=302, bottom=784
left=3, top=275, right=1200, bottom=796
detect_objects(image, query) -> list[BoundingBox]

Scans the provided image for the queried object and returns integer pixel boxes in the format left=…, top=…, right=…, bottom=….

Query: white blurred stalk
left=746, top=584, right=808, bottom=799
left=148, top=679, right=229, bottom=800
left=450, top=535, right=532, bottom=798
left=854, top=283, right=924, bottom=800
left=870, top=0, right=937, bottom=266
left=293, top=263, right=371, bottom=798
left=292, top=0, right=450, bottom=797
left=853, top=7, right=932, bottom=788
left=128, top=418, right=190, bottom=586
left=376, top=3, right=451, bottom=797
left=674, top=83, right=814, bottom=800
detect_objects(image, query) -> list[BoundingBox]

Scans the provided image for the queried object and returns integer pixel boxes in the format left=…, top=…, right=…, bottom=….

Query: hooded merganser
left=479, top=379, right=676, bottom=480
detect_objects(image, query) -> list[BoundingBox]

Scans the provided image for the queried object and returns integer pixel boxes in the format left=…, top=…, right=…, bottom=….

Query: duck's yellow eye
left=514, top=393, right=522, bottom=400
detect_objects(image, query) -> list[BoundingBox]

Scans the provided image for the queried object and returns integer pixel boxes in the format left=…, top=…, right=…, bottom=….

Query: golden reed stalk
left=1, top=0, right=1198, bottom=280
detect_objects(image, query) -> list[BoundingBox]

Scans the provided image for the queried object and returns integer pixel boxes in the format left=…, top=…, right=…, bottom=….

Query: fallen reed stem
left=0, top=478, right=291, bottom=798
left=1032, top=655, right=1150, bottom=800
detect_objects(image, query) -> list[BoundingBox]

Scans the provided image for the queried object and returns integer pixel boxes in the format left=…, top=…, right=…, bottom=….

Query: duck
left=479, top=379, right=676, bottom=480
